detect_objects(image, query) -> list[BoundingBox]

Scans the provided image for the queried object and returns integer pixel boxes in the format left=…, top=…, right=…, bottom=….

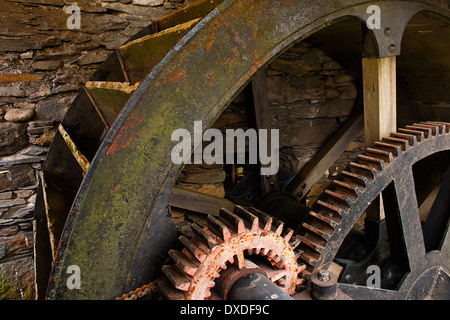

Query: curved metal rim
left=47, top=0, right=450, bottom=299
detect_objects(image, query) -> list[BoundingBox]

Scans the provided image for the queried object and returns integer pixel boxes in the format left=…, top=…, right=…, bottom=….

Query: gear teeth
left=270, top=269, right=288, bottom=282
left=168, top=249, right=199, bottom=277
left=317, top=199, right=345, bottom=216
left=324, top=189, right=351, bottom=208
left=282, top=228, right=294, bottom=242
left=161, top=206, right=307, bottom=299
left=350, top=162, right=376, bottom=180
left=373, top=141, right=401, bottom=157
left=405, top=125, right=432, bottom=138
left=332, top=179, right=359, bottom=199
left=302, top=220, right=332, bottom=241
left=413, top=122, right=439, bottom=135
left=366, top=147, right=393, bottom=164
left=294, top=248, right=304, bottom=260
left=248, top=206, right=273, bottom=230
left=272, top=218, right=284, bottom=235
left=382, top=136, right=409, bottom=151
left=398, top=128, right=425, bottom=142
left=341, top=170, right=368, bottom=188
left=179, top=235, right=207, bottom=263
left=308, top=210, right=339, bottom=228
left=358, top=154, right=384, bottom=171
left=207, top=214, right=232, bottom=241
left=191, top=223, right=220, bottom=249
left=425, top=121, right=450, bottom=133
left=391, top=132, right=417, bottom=146
left=299, top=232, right=326, bottom=251
left=296, top=277, right=305, bottom=286
left=289, top=234, right=302, bottom=250
left=219, top=208, right=245, bottom=234
left=162, top=265, right=191, bottom=291
left=298, top=246, right=320, bottom=267
left=234, top=205, right=259, bottom=231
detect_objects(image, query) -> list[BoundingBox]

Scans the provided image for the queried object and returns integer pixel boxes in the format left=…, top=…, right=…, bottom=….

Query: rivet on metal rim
left=388, top=43, right=396, bottom=53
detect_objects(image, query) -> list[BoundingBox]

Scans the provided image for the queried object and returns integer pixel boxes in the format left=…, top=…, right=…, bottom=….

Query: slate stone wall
left=0, top=0, right=193, bottom=300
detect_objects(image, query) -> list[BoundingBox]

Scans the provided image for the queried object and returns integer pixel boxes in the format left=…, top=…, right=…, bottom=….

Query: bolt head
left=318, top=270, right=330, bottom=282
left=384, top=27, right=392, bottom=37
left=388, top=43, right=396, bottom=53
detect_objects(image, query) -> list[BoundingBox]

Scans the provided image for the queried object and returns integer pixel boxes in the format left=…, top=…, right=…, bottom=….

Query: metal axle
left=228, top=273, right=294, bottom=300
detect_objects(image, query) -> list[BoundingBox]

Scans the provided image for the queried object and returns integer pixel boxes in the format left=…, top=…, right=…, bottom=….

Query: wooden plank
left=58, top=124, right=91, bottom=173
left=33, top=178, right=54, bottom=299
left=85, top=81, right=138, bottom=127
left=288, top=110, right=364, bottom=201
left=362, top=56, right=397, bottom=146
left=60, top=88, right=108, bottom=161
left=419, top=183, right=441, bottom=222
left=0, top=73, right=43, bottom=82
left=246, top=70, right=278, bottom=194
left=118, top=19, right=200, bottom=84
left=156, top=0, right=222, bottom=31
left=169, top=186, right=235, bottom=216
left=362, top=57, right=397, bottom=220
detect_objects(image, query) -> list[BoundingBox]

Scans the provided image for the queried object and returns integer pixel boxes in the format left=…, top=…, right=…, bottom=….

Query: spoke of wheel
left=338, top=283, right=400, bottom=300
left=390, top=166, right=426, bottom=270
left=422, top=164, right=450, bottom=252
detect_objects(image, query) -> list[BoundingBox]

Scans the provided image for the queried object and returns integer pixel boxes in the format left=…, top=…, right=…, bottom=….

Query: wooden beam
left=58, top=124, right=91, bottom=173
left=362, top=56, right=397, bottom=146
left=0, top=73, right=43, bottom=82
left=85, top=81, right=139, bottom=127
left=170, top=186, right=235, bottom=216
left=288, top=110, right=364, bottom=201
left=362, top=56, right=397, bottom=220
left=246, top=69, right=278, bottom=194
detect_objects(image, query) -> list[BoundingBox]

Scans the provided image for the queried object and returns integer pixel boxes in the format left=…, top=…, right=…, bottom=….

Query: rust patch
left=106, top=110, right=145, bottom=155
left=204, top=72, right=215, bottom=86
left=162, top=67, right=187, bottom=85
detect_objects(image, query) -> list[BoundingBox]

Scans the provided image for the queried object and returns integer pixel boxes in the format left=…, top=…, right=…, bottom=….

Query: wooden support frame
left=246, top=69, right=278, bottom=194
left=169, top=186, right=235, bottom=216
left=362, top=56, right=397, bottom=220
left=288, top=110, right=364, bottom=201
left=362, top=56, right=397, bottom=146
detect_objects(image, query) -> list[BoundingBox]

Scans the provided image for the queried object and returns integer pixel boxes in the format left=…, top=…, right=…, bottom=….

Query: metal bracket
left=354, top=1, right=429, bottom=57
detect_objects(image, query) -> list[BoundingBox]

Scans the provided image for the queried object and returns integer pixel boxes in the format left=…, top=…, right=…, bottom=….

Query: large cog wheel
left=297, top=121, right=450, bottom=299
left=159, top=206, right=306, bottom=300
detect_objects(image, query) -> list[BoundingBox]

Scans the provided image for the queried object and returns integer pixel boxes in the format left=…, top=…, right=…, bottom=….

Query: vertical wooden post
left=362, top=56, right=397, bottom=220
left=246, top=69, right=278, bottom=194
left=362, top=56, right=397, bottom=146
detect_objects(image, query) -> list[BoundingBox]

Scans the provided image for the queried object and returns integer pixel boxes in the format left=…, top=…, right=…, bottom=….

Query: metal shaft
left=228, top=272, right=294, bottom=300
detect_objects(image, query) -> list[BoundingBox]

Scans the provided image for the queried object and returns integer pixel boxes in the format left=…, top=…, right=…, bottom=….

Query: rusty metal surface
left=46, top=0, right=450, bottom=299
left=159, top=206, right=304, bottom=300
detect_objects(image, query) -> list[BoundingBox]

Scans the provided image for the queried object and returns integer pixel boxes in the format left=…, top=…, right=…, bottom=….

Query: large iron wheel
left=298, top=121, right=450, bottom=299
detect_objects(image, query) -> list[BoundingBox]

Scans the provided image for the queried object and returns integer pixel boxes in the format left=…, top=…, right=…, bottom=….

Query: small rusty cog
left=158, top=206, right=306, bottom=300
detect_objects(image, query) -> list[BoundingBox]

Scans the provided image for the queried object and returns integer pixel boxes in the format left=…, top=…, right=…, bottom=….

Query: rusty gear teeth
left=159, top=205, right=306, bottom=300
left=296, top=121, right=450, bottom=273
